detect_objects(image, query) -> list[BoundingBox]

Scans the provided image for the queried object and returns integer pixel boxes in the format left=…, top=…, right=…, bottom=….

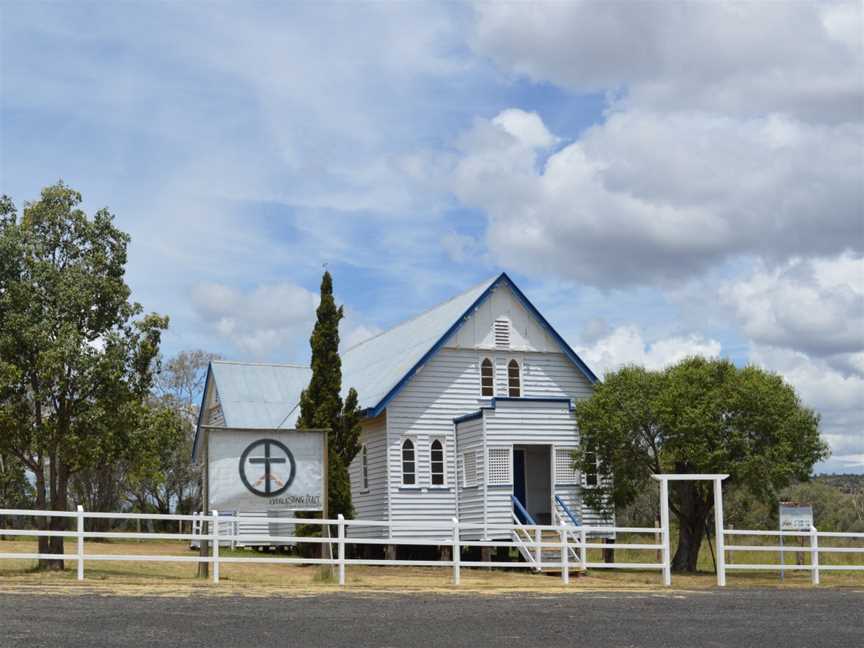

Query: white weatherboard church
left=194, top=272, right=611, bottom=546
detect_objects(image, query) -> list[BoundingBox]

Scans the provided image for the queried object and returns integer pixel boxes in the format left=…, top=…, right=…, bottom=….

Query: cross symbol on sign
left=239, top=438, right=296, bottom=497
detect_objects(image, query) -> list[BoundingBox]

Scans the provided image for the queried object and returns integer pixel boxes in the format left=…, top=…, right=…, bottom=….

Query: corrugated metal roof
left=341, top=274, right=499, bottom=412
left=210, top=360, right=312, bottom=429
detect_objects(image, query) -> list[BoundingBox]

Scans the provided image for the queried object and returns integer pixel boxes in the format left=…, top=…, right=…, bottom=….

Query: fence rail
left=723, top=527, right=864, bottom=584
left=0, top=507, right=669, bottom=587
left=3, top=508, right=862, bottom=587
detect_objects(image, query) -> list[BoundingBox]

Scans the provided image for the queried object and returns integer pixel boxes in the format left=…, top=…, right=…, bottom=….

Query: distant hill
left=815, top=474, right=864, bottom=495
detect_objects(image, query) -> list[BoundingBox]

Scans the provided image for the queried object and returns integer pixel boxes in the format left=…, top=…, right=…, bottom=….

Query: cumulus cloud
left=472, top=1, right=863, bottom=123
left=452, top=109, right=863, bottom=286
left=750, top=344, right=864, bottom=471
left=723, top=254, right=864, bottom=362
left=575, top=324, right=721, bottom=377
left=190, top=281, right=318, bottom=359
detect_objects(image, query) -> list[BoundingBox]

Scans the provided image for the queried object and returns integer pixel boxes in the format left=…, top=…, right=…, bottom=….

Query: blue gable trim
left=368, top=272, right=598, bottom=419
left=453, top=396, right=576, bottom=425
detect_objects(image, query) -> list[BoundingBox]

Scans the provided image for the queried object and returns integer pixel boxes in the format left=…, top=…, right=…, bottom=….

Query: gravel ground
left=1, top=588, right=862, bottom=648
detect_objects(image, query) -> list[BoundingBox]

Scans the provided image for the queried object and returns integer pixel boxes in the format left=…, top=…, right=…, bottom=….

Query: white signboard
left=207, top=429, right=326, bottom=512
left=779, top=504, right=813, bottom=531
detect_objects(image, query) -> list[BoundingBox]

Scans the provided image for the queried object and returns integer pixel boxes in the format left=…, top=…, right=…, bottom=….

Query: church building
left=194, top=272, right=609, bottom=545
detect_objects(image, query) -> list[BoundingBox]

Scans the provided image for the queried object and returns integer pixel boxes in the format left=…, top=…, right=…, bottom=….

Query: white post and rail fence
left=1, top=475, right=861, bottom=587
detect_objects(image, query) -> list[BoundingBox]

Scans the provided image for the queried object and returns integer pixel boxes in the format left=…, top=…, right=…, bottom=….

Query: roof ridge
left=212, top=360, right=310, bottom=369
left=341, top=273, right=502, bottom=354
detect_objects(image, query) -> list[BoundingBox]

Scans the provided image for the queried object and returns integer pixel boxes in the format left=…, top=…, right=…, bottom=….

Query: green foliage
left=297, top=272, right=362, bottom=519
left=0, top=182, right=168, bottom=565
left=574, top=357, right=829, bottom=571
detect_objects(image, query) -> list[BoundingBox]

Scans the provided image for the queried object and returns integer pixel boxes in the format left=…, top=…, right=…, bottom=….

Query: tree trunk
left=670, top=481, right=711, bottom=573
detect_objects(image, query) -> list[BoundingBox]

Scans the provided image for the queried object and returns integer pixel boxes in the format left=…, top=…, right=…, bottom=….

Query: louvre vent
left=488, top=447, right=512, bottom=485
left=494, top=319, right=510, bottom=348
left=555, top=448, right=579, bottom=484
left=461, top=451, right=478, bottom=487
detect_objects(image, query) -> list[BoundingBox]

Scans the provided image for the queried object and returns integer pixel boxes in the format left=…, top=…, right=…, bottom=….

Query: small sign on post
left=779, top=503, right=813, bottom=582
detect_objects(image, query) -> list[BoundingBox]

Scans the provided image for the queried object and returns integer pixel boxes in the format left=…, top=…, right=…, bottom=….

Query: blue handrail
left=554, top=495, right=580, bottom=526
left=511, top=495, right=536, bottom=525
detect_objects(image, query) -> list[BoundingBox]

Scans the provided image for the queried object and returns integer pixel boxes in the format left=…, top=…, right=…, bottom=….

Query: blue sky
left=1, top=2, right=862, bottom=473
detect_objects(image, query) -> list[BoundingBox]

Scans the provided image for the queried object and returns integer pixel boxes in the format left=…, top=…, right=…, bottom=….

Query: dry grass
left=0, top=536, right=861, bottom=597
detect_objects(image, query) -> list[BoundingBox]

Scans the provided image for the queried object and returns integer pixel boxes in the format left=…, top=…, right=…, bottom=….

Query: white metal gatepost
left=652, top=474, right=729, bottom=587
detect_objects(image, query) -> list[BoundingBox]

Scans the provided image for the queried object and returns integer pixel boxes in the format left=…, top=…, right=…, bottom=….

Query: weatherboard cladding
left=383, top=347, right=595, bottom=539
left=347, top=413, right=388, bottom=539
left=455, top=416, right=485, bottom=539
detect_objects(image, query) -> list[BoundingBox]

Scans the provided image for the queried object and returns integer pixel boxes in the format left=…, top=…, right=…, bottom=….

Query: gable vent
left=494, top=318, right=510, bottom=348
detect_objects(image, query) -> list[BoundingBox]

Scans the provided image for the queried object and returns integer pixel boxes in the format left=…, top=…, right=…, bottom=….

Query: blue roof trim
left=453, top=410, right=484, bottom=425
left=368, top=272, right=598, bottom=418
left=453, top=396, right=575, bottom=425
left=366, top=275, right=505, bottom=418
left=191, top=361, right=214, bottom=461
left=502, top=274, right=600, bottom=385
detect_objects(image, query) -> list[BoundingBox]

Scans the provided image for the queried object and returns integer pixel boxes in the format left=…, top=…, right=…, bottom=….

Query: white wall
left=348, top=412, right=388, bottom=538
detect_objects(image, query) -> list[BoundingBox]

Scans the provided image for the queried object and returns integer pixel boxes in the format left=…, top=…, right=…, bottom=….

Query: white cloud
left=575, top=324, right=721, bottom=377
left=750, top=343, right=864, bottom=470
left=491, top=108, right=558, bottom=149
left=452, top=109, right=862, bottom=286
left=472, top=1, right=863, bottom=123
left=723, top=254, right=864, bottom=361
left=190, top=281, right=318, bottom=359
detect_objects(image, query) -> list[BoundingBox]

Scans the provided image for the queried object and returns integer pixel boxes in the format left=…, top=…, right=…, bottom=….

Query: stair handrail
left=511, top=495, right=536, bottom=526
left=554, top=496, right=587, bottom=567
left=554, top=494, right=580, bottom=526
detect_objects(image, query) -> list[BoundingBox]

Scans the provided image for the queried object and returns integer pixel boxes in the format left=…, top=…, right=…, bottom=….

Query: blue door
left=513, top=448, right=527, bottom=521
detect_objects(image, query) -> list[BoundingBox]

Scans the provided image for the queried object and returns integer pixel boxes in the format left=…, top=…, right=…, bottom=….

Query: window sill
left=488, top=483, right=513, bottom=488
left=398, top=486, right=453, bottom=493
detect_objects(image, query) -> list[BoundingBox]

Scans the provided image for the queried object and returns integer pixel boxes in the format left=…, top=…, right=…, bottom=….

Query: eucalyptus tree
left=0, top=183, right=168, bottom=569
left=574, top=357, right=828, bottom=572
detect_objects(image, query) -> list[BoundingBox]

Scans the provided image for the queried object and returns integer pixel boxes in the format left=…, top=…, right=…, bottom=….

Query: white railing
left=0, top=507, right=671, bottom=587
left=723, top=527, right=864, bottom=584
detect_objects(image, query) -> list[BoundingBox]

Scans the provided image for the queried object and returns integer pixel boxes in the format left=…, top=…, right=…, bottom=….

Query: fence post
left=211, top=510, right=220, bottom=584
left=810, top=525, right=820, bottom=586
left=76, top=505, right=84, bottom=582
left=580, top=527, right=587, bottom=570
left=659, top=478, right=672, bottom=586
left=713, top=477, right=726, bottom=587
left=451, top=518, right=460, bottom=586
left=337, top=514, right=346, bottom=586
left=534, top=527, right=542, bottom=567
left=559, top=521, right=569, bottom=584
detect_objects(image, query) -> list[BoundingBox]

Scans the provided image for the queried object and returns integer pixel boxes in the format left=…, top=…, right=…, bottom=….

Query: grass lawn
left=1, top=531, right=861, bottom=595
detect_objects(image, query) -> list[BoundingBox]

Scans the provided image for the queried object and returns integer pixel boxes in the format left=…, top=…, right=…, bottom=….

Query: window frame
left=584, top=447, right=600, bottom=488
left=429, top=438, right=446, bottom=487
left=480, top=357, right=495, bottom=397
left=401, top=438, right=417, bottom=486
left=507, top=358, right=522, bottom=398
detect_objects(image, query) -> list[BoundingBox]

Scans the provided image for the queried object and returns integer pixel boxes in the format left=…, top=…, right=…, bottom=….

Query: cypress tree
left=297, top=271, right=362, bottom=519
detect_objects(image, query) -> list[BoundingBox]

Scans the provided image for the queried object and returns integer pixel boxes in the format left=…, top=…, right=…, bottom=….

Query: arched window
left=361, top=444, right=369, bottom=490
left=480, top=358, right=494, bottom=397
left=401, top=439, right=416, bottom=485
left=508, top=359, right=521, bottom=397
left=430, top=439, right=445, bottom=486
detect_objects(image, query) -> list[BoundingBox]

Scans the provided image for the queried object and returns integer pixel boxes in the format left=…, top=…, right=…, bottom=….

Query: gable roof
left=342, top=272, right=598, bottom=418
left=194, top=272, right=599, bottom=457
left=210, top=360, right=312, bottom=427
left=192, top=360, right=312, bottom=460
